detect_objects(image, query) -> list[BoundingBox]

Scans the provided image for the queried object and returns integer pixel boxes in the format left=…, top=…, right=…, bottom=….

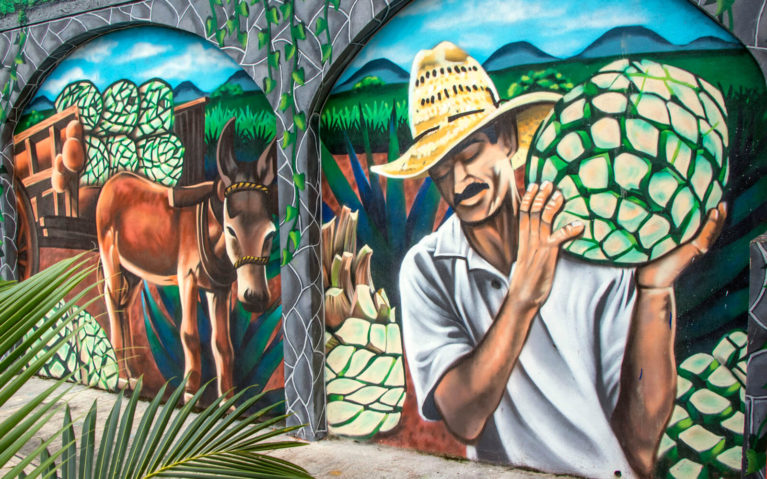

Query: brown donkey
left=96, top=118, right=277, bottom=399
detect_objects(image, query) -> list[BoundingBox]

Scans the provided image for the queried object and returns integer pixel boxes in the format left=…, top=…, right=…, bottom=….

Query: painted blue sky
left=37, top=27, right=248, bottom=99
left=337, top=0, right=738, bottom=84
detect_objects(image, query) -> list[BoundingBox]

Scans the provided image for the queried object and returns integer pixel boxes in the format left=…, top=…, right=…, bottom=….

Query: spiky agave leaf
left=0, top=254, right=100, bottom=479
left=52, top=377, right=311, bottom=479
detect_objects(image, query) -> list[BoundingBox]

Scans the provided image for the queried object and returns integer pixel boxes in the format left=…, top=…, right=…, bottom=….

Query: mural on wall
left=320, top=0, right=766, bottom=477
left=12, top=26, right=283, bottom=407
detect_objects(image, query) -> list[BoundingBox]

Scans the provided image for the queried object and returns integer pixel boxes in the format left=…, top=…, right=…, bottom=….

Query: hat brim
left=370, top=91, right=561, bottom=179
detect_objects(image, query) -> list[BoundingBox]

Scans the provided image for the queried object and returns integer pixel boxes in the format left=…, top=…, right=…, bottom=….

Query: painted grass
left=204, top=103, right=276, bottom=144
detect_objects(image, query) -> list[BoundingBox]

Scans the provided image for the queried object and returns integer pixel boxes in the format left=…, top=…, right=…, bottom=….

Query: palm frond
left=0, top=254, right=99, bottom=479
left=56, top=378, right=310, bottom=479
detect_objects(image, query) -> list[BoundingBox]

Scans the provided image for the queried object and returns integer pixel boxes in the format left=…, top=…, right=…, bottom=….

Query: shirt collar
left=434, top=214, right=510, bottom=278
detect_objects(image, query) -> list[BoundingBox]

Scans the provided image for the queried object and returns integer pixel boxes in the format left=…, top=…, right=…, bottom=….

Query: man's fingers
left=530, top=181, right=553, bottom=215
left=691, top=203, right=727, bottom=254
left=540, top=190, right=564, bottom=231
left=520, top=183, right=538, bottom=214
left=548, top=220, right=584, bottom=246
left=518, top=184, right=537, bottom=252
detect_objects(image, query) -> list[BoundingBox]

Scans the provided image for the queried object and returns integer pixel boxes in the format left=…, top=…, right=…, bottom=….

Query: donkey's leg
left=205, top=289, right=234, bottom=398
left=178, top=274, right=201, bottom=401
left=99, top=229, right=132, bottom=383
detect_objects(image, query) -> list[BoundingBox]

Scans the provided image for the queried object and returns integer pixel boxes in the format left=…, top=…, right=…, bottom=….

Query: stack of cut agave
left=322, top=206, right=406, bottom=439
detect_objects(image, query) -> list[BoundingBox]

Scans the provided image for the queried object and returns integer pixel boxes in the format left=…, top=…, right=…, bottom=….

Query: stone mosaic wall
left=1, top=0, right=766, bottom=445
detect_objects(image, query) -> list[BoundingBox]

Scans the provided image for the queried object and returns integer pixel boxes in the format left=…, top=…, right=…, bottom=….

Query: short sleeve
left=597, top=266, right=637, bottom=413
left=399, top=245, right=474, bottom=421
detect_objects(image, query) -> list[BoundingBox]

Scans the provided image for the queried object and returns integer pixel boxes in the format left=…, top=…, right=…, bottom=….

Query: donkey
left=95, top=118, right=277, bottom=399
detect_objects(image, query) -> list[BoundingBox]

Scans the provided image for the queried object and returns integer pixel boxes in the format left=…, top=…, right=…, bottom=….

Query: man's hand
left=637, top=203, right=727, bottom=289
left=509, top=181, right=585, bottom=310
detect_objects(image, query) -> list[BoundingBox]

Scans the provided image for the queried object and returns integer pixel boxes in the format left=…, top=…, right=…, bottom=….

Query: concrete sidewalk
left=1, top=377, right=560, bottom=479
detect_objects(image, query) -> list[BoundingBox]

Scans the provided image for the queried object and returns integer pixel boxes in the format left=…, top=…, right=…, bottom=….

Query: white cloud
left=42, top=67, right=102, bottom=95
left=422, top=0, right=564, bottom=31
left=115, top=42, right=171, bottom=64
left=143, top=43, right=237, bottom=80
left=69, top=39, right=117, bottom=62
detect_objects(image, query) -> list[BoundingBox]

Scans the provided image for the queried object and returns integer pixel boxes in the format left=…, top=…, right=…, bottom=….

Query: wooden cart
left=12, top=97, right=208, bottom=278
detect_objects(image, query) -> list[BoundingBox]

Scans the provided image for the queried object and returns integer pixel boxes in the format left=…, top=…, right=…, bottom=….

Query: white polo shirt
left=399, top=215, right=637, bottom=478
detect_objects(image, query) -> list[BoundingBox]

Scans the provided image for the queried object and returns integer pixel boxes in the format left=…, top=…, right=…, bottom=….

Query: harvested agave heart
left=526, top=59, right=729, bottom=265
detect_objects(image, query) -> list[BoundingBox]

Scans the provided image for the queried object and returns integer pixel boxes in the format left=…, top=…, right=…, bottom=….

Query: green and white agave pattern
left=132, top=79, right=175, bottom=139
left=54, top=78, right=186, bottom=187
left=54, top=80, right=102, bottom=131
left=137, top=133, right=185, bottom=186
left=95, top=80, right=140, bottom=135
left=325, top=292, right=406, bottom=439
left=527, top=59, right=729, bottom=265
left=23, top=301, right=119, bottom=391
left=80, top=134, right=111, bottom=186
left=658, top=330, right=746, bottom=477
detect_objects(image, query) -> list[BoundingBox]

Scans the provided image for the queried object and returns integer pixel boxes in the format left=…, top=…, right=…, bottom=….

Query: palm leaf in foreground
left=0, top=254, right=99, bottom=479
left=56, top=376, right=311, bottom=479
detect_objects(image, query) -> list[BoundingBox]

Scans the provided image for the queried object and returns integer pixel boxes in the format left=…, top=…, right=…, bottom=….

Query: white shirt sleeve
left=399, top=245, right=474, bottom=421
left=597, top=265, right=637, bottom=414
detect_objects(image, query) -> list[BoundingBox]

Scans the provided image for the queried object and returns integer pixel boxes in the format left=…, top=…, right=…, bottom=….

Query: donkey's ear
left=216, top=117, right=238, bottom=185
left=254, top=138, right=277, bottom=185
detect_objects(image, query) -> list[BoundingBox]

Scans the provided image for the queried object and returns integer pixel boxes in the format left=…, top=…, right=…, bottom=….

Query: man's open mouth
left=454, top=182, right=489, bottom=205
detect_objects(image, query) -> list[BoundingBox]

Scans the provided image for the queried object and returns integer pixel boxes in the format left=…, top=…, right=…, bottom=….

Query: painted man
left=371, top=42, right=726, bottom=478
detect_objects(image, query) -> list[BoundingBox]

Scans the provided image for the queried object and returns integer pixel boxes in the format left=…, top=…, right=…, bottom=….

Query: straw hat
left=370, top=41, right=561, bottom=179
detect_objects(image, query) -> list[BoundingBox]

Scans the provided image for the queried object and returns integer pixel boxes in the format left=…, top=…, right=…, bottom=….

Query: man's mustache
left=454, top=182, right=489, bottom=205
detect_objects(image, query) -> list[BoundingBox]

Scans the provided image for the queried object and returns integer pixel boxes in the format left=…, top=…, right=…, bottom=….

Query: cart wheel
left=15, top=181, right=39, bottom=280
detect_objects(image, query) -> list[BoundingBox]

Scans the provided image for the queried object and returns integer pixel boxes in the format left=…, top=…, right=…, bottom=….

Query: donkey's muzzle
left=233, top=255, right=269, bottom=269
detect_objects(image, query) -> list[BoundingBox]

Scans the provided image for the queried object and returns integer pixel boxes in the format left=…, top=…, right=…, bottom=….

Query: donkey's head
left=216, top=118, right=277, bottom=313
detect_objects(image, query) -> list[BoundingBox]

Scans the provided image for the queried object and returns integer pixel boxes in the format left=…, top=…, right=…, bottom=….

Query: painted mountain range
left=335, top=26, right=740, bottom=92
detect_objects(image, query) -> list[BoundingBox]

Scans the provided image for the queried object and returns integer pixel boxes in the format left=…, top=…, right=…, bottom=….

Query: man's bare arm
left=611, top=204, right=726, bottom=477
left=434, top=182, right=584, bottom=442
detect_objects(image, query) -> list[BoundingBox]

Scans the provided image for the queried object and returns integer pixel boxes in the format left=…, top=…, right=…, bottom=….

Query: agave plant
left=0, top=256, right=312, bottom=479
left=321, top=103, right=446, bottom=305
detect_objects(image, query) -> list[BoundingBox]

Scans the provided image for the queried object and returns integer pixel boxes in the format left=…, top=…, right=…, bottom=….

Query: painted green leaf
left=216, top=28, right=226, bottom=46
left=286, top=205, right=298, bottom=222
left=280, top=2, right=292, bottom=18
left=294, top=112, right=306, bottom=131
left=715, top=0, right=735, bottom=16
left=321, top=44, right=332, bottom=63
left=279, top=93, right=291, bottom=112
left=281, top=248, right=293, bottom=266
left=316, top=16, right=327, bottom=34
left=14, top=55, right=23, bottom=65
left=205, top=16, right=215, bottom=35
left=269, top=50, right=280, bottom=69
left=257, top=30, right=268, bottom=49
left=267, top=6, right=279, bottom=23
left=238, top=31, right=248, bottom=48
left=225, top=18, right=235, bottom=34
left=294, top=172, right=306, bottom=191
left=282, top=130, right=295, bottom=148
left=292, top=68, right=305, bottom=86
left=285, top=43, right=296, bottom=61
left=289, top=229, right=301, bottom=250
left=237, top=1, right=248, bottom=16
left=292, top=23, right=306, bottom=40
left=263, top=76, right=275, bottom=93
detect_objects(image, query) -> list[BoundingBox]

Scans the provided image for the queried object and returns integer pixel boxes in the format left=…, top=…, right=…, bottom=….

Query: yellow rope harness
left=224, top=181, right=269, bottom=197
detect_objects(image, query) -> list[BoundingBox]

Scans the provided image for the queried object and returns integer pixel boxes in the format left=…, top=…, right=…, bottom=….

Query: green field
left=321, top=48, right=764, bottom=152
